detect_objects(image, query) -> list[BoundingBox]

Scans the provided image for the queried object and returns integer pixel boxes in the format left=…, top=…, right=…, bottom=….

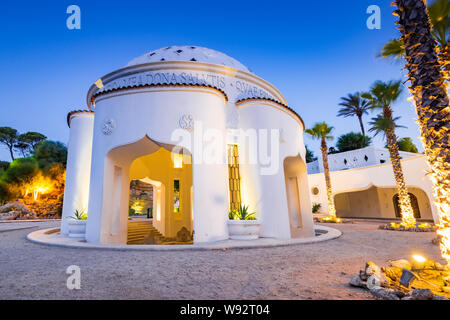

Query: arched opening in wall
left=334, top=186, right=432, bottom=221
left=393, top=193, right=421, bottom=219
left=283, top=155, right=311, bottom=238
left=103, top=136, right=193, bottom=245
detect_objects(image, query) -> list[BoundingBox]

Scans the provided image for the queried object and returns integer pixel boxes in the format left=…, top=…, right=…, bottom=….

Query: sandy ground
left=0, top=220, right=443, bottom=300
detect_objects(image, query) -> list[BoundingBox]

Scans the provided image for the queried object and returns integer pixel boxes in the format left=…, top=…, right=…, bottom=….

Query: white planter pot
left=68, top=220, right=86, bottom=238
left=227, top=220, right=260, bottom=240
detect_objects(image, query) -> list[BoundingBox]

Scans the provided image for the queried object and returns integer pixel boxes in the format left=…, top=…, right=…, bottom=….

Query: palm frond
left=367, top=80, right=403, bottom=110
left=380, top=39, right=406, bottom=59
left=427, top=0, right=450, bottom=46
left=337, top=92, right=371, bottom=118
left=305, top=122, right=334, bottom=141
left=369, top=114, right=406, bottom=137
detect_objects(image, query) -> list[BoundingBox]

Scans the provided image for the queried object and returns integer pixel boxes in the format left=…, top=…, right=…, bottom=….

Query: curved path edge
left=27, top=225, right=342, bottom=251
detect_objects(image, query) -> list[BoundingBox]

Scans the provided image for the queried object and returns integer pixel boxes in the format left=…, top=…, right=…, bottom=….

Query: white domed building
left=62, top=46, right=314, bottom=245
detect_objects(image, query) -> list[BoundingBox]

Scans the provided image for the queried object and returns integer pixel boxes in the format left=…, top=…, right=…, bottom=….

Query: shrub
left=34, top=141, right=67, bottom=171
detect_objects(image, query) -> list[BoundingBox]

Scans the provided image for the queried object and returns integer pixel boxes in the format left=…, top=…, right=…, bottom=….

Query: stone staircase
left=127, top=220, right=164, bottom=245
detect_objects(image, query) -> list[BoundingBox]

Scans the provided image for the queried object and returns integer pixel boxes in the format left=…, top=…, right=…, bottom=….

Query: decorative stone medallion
left=102, top=118, right=116, bottom=135
left=179, top=114, right=194, bottom=131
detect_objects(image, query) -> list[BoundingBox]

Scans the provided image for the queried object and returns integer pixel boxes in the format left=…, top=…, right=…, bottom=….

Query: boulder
left=388, top=259, right=412, bottom=270
left=0, top=211, right=20, bottom=220
left=0, top=201, right=36, bottom=219
left=405, top=288, right=434, bottom=300
left=349, top=276, right=365, bottom=288
left=432, top=295, right=449, bottom=300
left=370, top=288, right=401, bottom=300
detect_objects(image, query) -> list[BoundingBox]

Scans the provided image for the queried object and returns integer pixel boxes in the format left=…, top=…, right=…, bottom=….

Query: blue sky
left=0, top=0, right=422, bottom=161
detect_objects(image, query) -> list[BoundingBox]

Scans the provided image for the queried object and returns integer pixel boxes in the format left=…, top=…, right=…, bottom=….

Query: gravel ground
left=0, top=220, right=443, bottom=300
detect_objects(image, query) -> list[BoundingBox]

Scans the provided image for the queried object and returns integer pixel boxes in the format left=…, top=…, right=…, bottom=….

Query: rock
left=359, top=270, right=368, bottom=281
left=365, top=261, right=380, bottom=276
left=388, top=259, right=412, bottom=270
left=370, top=288, right=400, bottom=300
left=405, top=288, right=434, bottom=300
left=382, top=266, right=403, bottom=282
left=0, top=211, right=19, bottom=220
left=432, top=295, right=449, bottom=300
left=349, top=276, right=365, bottom=288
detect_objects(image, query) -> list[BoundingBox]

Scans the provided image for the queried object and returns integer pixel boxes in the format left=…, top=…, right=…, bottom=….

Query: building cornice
left=87, top=61, right=287, bottom=109
left=235, top=97, right=305, bottom=130
left=67, top=110, right=94, bottom=128
left=92, top=83, right=229, bottom=105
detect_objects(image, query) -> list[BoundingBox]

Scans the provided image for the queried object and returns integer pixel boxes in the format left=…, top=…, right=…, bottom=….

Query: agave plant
left=70, top=209, right=87, bottom=220
left=229, top=204, right=256, bottom=220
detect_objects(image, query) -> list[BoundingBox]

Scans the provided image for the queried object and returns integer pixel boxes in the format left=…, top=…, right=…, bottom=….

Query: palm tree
left=337, top=92, right=371, bottom=136
left=305, top=122, right=336, bottom=219
left=382, top=0, right=449, bottom=81
left=394, top=0, right=450, bottom=263
left=365, top=80, right=416, bottom=228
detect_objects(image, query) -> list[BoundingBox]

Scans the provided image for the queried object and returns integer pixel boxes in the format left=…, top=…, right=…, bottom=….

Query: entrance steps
left=127, top=220, right=164, bottom=244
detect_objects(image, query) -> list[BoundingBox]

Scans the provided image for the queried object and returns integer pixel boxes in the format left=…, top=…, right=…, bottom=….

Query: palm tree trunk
left=395, top=0, right=450, bottom=262
left=385, top=128, right=416, bottom=228
left=358, top=115, right=365, bottom=137
left=321, top=138, right=336, bottom=218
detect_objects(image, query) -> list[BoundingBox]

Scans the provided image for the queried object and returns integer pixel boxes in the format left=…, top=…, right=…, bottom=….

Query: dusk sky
left=0, top=0, right=422, bottom=161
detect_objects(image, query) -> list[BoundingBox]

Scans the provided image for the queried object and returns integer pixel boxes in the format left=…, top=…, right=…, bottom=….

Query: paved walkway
left=0, top=220, right=443, bottom=299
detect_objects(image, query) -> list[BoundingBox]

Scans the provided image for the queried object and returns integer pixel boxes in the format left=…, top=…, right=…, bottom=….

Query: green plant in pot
left=312, top=203, right=321, bottom=214
left=229, top=204, right=256, bottom=220
left=70, top=209, right=87, bottom=220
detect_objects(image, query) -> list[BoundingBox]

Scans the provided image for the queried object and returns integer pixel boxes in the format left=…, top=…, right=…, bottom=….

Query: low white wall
left=308, top=155, right=438, bottom=222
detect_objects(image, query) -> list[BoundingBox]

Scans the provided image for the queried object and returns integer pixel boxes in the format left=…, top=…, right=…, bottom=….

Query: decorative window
left=173, top=153, right=183, bottom=168
left=227, top=144, right=241, bottom=211
left=364, top=155, right=368, bottom=161
left=380, top=159, right=386, bottom=163
left=344, top=159, right=348, bottom=165
left=173, top=180, right=180, bottom=213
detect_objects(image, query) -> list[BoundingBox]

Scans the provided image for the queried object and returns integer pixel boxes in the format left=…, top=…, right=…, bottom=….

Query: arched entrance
left=100, top=136, right=193, bottom=245
left=334, top=186, right=432, bottom=220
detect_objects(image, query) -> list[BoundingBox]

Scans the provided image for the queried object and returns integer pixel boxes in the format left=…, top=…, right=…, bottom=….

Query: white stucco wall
left=61, top=112, right=94, bottom=235
left=85, top=88, right=230, bottom=244
left=238, top=102, right=314, bottom=239
left=307, top=145, right=420, bottom=174
left=307, top=155, right=438, bottom=222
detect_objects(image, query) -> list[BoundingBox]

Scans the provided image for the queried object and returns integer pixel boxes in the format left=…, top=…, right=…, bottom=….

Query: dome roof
left=127, top=46, right=251, bottom=73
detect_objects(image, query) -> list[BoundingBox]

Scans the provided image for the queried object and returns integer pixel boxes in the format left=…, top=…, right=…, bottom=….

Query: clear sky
left=0, top=0, right=423, bottom=161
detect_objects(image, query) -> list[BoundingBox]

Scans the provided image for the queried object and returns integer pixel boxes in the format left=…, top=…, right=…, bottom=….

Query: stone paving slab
left=27, top=225, right=341, bottom=251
